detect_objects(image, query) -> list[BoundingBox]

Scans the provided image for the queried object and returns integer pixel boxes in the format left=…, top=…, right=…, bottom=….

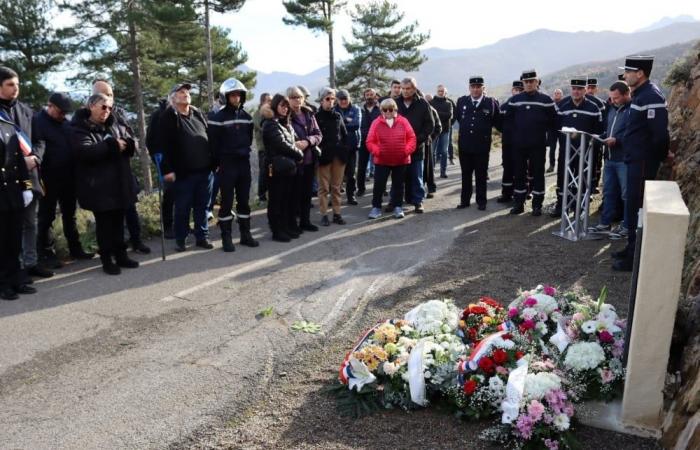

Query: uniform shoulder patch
left=647, top=109, right=655, bottom=119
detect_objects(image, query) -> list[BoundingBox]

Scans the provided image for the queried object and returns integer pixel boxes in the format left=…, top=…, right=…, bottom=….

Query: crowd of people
left=0, top=54, right=670, bottom=300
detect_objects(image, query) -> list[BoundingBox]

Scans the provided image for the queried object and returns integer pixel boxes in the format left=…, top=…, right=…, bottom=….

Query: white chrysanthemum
left=564, top=341, right=606, bottom=371
left=491, top=335, right=515, bottom=349
left=406, top=300, right=460, bottom=335
left=581, top=320, right=597, bottom=334
left=531, top=293, right=559, bottom=314
left=535, top=321, right=548, bottom=335
left=398, top=336, right=417, bottom=349
left=553, top=413, right=571, bottom=431
left=525, top=372, right=562, bottom=400
left=382, top=361, right=398, bottom=376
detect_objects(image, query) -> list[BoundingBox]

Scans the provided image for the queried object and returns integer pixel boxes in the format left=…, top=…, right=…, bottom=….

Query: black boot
left=115, top=249, right=139, bottom=269
left=69, top=243, right=95, bottom=260
left=219, top=221, right=236, bottom=252
left=239, top=218, right=259, bottom=247
left=100, top=252, right=121, bottom=275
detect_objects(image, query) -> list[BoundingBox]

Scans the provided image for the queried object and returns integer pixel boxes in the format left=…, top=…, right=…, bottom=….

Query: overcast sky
left=213, top=0, right=699, bottom=74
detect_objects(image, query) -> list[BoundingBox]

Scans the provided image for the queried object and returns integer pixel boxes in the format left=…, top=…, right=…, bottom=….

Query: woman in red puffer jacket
left=365, top=98, right=416, bottom=219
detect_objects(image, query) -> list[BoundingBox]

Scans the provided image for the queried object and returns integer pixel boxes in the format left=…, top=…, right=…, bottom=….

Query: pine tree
left=282, top=0, right=347, bottom=88
left=336, top=0, right=429, bottom=98
left=0, top=0, right=77, bottom=108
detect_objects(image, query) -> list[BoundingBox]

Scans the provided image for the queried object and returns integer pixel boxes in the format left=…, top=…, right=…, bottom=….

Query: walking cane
left=154, top=153, right=166, bottom=261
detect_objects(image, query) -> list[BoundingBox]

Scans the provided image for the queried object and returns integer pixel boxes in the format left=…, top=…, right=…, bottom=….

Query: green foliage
left=665, top=42, right=699, bottom=87
left=336, top=0, right=429, bottom=98
left=0, top=0, right=78, bottom=108
left=291, top=320, right=322, bottom=334
left=324, top=381, right=382, bottom=418
left=282, top=0, right=346, bottom=34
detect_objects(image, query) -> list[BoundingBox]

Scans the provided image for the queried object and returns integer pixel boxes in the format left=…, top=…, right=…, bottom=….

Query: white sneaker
left=368, top=207, right=382, bottom=219
left=393, top=207, right=405, bottom=219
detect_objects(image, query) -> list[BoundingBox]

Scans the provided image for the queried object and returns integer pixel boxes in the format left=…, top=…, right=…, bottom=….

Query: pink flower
left=522, top=319, right=535, bottom=330
left=563, top=404, right=575, bottom=417
left=515, top=414, right=534, bottom=439
left=599, top=330, right=614, bottom=344
left=572, top=312, right=585, bottom=322
left=524, top=297, right=538, bottom=307
left=508, top=307, right=519, bottom=318
left=527, top=400, right=545, bottom=421
left=496, top=365, right=509, bottom=375
left=544, top=438, right=560, bottom=450
left=600, top=368, right=615, bottom=384
left=544, top=285, right=557, bottom=296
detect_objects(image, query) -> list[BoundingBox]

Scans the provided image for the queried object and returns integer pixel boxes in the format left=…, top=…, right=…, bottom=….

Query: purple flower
left=544, top=438, right=560, bottom=450
left=544, top=286, right=557, bottom=296
left=515, top=414, right=534, bottom=439
left=509, top=307, right=519, bottom=318
left=524, top=297, right=538, bottom=307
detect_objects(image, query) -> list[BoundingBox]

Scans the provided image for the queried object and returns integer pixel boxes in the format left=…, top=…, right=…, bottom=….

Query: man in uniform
left=502, top=70, right=557, bottom=216
left=496, top=80, right=524, bottom=203
left=586, top=78, right=607, bottom=192
left=613, top=55, right=669, bottom=271
left=455, top=76, right=500, bottom=210
left=208, top=78, right=260, bottom=252
left=547, top=88, right=564, bottom=172
left=550, top=77, right=603, bottom=217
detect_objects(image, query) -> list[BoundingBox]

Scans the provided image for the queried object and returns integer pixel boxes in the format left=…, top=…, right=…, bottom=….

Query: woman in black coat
left=71, top=93, right=139, bottom=275
left=261, top=94, right=304, bottom=242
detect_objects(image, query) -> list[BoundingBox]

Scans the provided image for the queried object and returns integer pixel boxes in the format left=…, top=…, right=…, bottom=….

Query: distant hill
left=635, top=15, right=697, bottom=32
left=486, top=40, right=698, bottom=100
left=248, top=21, right=700, bottom=103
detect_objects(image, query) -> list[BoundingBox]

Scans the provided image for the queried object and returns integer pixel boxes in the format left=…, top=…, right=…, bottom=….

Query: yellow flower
left=482, top=317, right=493, bottom=325
left=373, top=323, right=399, bottom=344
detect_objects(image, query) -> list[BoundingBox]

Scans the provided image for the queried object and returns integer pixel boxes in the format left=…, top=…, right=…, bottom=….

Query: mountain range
left=248, top=18, right=700, bottom=102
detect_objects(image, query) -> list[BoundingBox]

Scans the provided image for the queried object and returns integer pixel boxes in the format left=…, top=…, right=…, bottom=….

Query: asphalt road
left=0, top=158, right=515, bottom=449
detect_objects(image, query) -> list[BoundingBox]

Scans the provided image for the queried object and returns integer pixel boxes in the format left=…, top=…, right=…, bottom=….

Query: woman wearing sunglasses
left=365, top=98, right=416, bottom=219
left=71, top=93, right=139, bottom=275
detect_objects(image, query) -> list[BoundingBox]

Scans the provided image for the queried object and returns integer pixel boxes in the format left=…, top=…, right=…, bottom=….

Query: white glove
left=23, top=190, right=33, bottom=207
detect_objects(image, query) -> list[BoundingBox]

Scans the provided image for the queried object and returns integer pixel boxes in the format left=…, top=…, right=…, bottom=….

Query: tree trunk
left=126, top=1, right=152, bottom=193
left=204, top=0, right=215, bottom=109
left=328, top=28, right=336, bottom=88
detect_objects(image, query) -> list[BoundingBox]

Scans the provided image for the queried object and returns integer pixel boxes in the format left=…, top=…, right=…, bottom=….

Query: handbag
left=271, top=155, right=296, bottom=176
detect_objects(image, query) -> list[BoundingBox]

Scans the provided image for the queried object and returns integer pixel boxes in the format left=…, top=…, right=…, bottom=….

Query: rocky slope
left=660, top=42, right=700, bottom=450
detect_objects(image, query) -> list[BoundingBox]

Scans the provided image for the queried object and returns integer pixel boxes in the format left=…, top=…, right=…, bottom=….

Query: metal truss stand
left=553, top=129, right=602, bottom=241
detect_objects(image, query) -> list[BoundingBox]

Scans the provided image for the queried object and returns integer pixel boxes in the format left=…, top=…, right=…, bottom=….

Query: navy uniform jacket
left=0, top=116, right=32, bottom=211
left=586, top=94, right=607, bottom=124
left=497, top=97, right=514, bottom=148
left=622, top=80, right=669, bottom=163
left=556, top=96, right=604, bottom=146
left=335, top=103, right=362, bottom=151
left=502, top=91, right=557, bottom=148
left=455, top=95, right=501, bottom=153
left=207, top=104, right=254, bottom=163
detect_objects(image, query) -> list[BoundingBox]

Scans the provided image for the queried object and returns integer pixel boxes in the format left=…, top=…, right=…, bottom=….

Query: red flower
left=481, top=297, right=502, bottom=308
left=463, top=379, right=478, bottom=395
left=515, top=351, right=525, bottom=360
left=478, top=357, right=495, bottom=373
left=502, top=333, right=512, bottom=340
left=468, top=328, right=478, bottom=340
left=492, top=349, right=508, bottom=365
left=469, top=305, right=488, bottom=315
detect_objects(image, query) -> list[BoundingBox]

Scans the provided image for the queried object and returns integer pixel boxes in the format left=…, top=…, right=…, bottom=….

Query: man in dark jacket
left=92, top=79, right=151, bottom=254
left=35, top=93, right=94, bottom=267
left=334, top=89, right=362, bottom=205
left=455, top=76, right=501, bottom=210
left=496, top=80, right=524, bottom=203
left=357, top=88, right=380, bottom=197
left=424, top=101, right=441, bottom=197
left=146, top=97, right=175, bottom=239
left=208, top=78, right=259, bottom=252
left=429, top=85, right=453, bottom=178
left=395, top=77, right=434, bottom=213
left=0, top=101, right=36, bottom=300
left=613, top=55, right=670, bottom=271
left=0, top=66, right=52, bottom=280
left=501, top=70, right=558, bottom=216
left=160, top=83, right=214, bottom=252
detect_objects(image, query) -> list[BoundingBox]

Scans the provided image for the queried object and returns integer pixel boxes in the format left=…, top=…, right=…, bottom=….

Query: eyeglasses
left=100, top=104, right=113, bottom=111
left=324, top=97, right=335, bottom=102
left=289, top=95, right=302, bottom=100
left=382, top=108, right=394, bottom=112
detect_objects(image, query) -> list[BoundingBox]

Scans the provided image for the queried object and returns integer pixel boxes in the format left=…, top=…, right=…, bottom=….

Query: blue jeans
left=601, top=160, right=627, bottom=227
left=432, top=131, right=450, bottom=176
left=405, top=157, right=425, bottom=205
left=207, top=171, right=220, bottom=212
left=174, top=171, right=212, bottom=242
